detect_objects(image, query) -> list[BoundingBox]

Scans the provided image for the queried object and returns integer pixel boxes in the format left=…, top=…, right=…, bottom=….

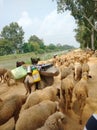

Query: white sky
left=0, top=0, right=80, bottom=47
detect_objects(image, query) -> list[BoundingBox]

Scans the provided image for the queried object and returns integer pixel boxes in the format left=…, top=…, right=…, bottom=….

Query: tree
left=53, top=0, right=97, bottom=49
left=0, top=22, right=24, bottom=53
left=75, top=24, right=91, bottom=49
left=28, top=35, right=45, bottom=49
left=22, top=42, right=29, bottom=53
left=28, top=42, right=40, bottom=52
left=0, top=39, right=13, bottom=55
left=47, top=43, right=56, bottom=50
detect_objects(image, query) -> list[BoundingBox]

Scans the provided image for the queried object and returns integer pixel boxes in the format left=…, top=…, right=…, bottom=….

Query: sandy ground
left=0, top=56, right=97, bottom=130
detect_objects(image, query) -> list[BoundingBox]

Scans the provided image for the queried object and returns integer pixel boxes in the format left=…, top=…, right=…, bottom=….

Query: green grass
left=0, top=51, right=65, bottom=69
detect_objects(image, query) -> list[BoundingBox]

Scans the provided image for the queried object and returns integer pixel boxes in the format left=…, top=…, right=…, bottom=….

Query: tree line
left=53, top=0, right=97, bottom=50
left=0, top=22, right=74, bottom=56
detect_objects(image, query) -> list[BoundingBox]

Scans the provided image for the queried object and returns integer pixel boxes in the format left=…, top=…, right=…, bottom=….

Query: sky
left=0, top=0, right=80, bottom=48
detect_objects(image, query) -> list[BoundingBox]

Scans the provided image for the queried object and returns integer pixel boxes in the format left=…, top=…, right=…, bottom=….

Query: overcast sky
left=0, top=0, right=80, bottom=47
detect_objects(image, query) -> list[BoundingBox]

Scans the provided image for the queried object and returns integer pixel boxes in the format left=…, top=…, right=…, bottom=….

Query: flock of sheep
left=0, top=48, right=97, bottom=130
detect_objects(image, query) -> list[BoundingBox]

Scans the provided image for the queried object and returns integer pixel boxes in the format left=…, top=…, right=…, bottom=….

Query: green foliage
left=0, top=22, right=24, bottom=53
left=47, top=43, right=56, bottom=50
left=37, top=49, right=45, bottom=54
left=22, top=43, right=29, bottom=53
left=0, top=39, right=14, bottom=55
left=54, top=0, right=97, bottom=49
left=28, top=35, right=45, bottom=49
left=75, top=24, right=91, bottom=48
left=0, top=22, right=75, bottom=56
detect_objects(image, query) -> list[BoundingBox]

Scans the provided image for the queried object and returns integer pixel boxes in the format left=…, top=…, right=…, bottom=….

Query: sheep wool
left=84, top=111, right=97, bottom=130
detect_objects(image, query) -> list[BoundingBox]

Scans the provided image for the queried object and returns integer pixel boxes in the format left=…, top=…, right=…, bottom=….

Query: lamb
left=61, top=72, right=75, bottom=112
left=0, top=94, right=27, bottom=125
left=72, top=72, right=89, bottom=124
left=15, top=100, right=59, bottom=130
left=36, top=112, right=67, bottom=130
left=23, top=86, right=60, bottom=110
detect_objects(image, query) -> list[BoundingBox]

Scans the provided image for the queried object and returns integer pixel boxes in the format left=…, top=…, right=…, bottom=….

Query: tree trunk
left=91, top=28, right=95, bottom=50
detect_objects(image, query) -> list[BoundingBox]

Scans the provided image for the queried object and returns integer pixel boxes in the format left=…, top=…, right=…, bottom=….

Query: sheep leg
left=24, top=81, right=31, bottom=95
left=79, top=101, right=85, bottom=124
left=65, top=95, right=68, bottom=112
left=61, top=90, right=66, bottom=108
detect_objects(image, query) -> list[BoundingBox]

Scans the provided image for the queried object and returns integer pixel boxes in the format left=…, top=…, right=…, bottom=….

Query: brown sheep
left=0, top=94, right=27, bottom=125
left=0, top=118, right=15, bottom=130
left=15, top=100, right=59, bottom=130
left=72, top=72, right=89, bottom=124
left=16, top=61, right=25, bottom=67
left=60, top=65, right=74, bottom=80
left=4, top=70, right=26, bottom=86
left=0, top=68, right=8, bottom=83
left=61, top=72, right=75, bottom=112
left=23, top=86, right=60, bottom=110
left=36, top=111, right=67, bottom=130
left=82, top=62, right=90, bottom=75
left=4, top=70, right=29, bottom=95
left=74, top=62, right=82, bottom=81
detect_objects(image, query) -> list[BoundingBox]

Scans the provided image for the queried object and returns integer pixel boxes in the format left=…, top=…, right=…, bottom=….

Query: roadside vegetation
left=0, top=22, right=75, bottom=69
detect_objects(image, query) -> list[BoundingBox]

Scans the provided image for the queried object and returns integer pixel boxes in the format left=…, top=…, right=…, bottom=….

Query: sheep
left=72, top=72, right=89, bottom=124
left=74, top=62, right=82, bottom=81
left=23, top=86, right=60, bottom=110
left=30, top=57, right=40, bottom=65
left=60, top=64, right=74, bottom=80
left=4, top=70, right=25, bottom=86
left=4, top=70, right=29, bottom=95
left=15, top=100, right=59, bottom=130
left=36, top=111, right=67, bottom=130
left=0, top=118, right=15, bottom=130
left=24, top=73, right=36, bottom=94
left=0, top=94, right=27, bottom=125
left=0, top=68, right=8, bottom=83
left=82, top=62, right=92, bottom=79
left=82, top=62, right=90, bottom=75
left=61, top=71, right=75, bottom=112
left=16, top=61, right=25, bottom=67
